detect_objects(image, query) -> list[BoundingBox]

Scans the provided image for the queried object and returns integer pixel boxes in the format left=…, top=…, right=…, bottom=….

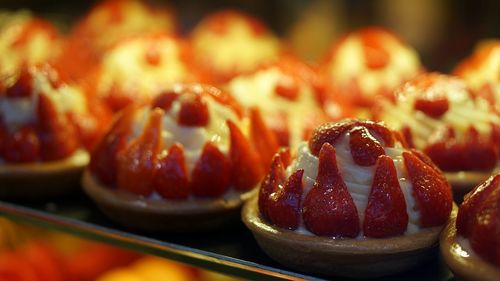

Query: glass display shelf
left=0, top=192, right=454, bottom=281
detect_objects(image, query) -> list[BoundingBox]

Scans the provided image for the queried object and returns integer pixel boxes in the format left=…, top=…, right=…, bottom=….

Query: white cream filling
left=381, top=78, right=500, bottom=150
left=327, top=34, right=420, bottom=97
left=0, top=67, right=87, bottom=133
left=460, top=47, right=500, bottom=101
left=130, top=93, right=244, bottom=175
left=287, top=136, right=421, bottom=237
left=193, top=19, right=280, bottom=73
left=226, top=67, right=322, bottom=149
left=98, top=37, right=189, bottom=100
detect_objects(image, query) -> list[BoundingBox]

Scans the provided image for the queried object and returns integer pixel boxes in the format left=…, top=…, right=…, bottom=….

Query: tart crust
left=242, top=196, right=447, bottom=278
left=440, top=207, right=500, bottom=281
left=446, top=168, right=500, bottom=201
left=82, top=169, right=256, bottom=232
left=0, top=150, right=89, bottom=199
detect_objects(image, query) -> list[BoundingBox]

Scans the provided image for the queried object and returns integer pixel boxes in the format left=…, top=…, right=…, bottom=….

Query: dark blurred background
left=1, top=0, right=499, bottom=72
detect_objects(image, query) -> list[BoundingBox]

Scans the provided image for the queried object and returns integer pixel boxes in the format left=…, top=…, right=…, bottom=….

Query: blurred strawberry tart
left=243, top=119, right=453, bottom=278
left=86, top=33, right=196, bottom=112
left=454, top=40, right=500, bottom=113
left=441, top=173, right=500, bottom=281
left=190, top=10, right=282, bottom=84
left=83, top=84, right=276, bottom=231
left=0, top=65, right=111, bottom=198
left=321, top=27, right=422, bottom=112
left=378, top=73, right=499, bottom=194
left=60, top=0, right=176, bottom=79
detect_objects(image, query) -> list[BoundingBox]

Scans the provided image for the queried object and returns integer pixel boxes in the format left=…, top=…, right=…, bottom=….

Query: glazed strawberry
left=190, top=142, right=231, bottom=197
left=152, top=91, right=178, bottom=111
left=178, top=93, right=209, bottom=127
left=259, top=154, right=287, bottom=221
left=457, top=174, right=500, bottom=237
left=303, top=143, right=360, bottom=237
left=154, top=143, right=189, bottom=199
left=414, top=96, right=449, bottom=118
left=90, top=106, right=136, bottom=186
left=469, top=186, right=500, bottom=266
left=349, top=126, right=385, bottom=166
left=403, top=151, right=452, bottom=227
left=228, top=120, right=263, bottom=191
left=275, top=78, right=299, bottom=101
left=266, top=169, right=304, bottom=230
left=250, top=108, right=279, bottom=168
left=117, top=109, right=163, bottom=196
left=309, top=120, right=394, bottom=156
left=410, top=149, right=446, bottom=183
left=36, top=94, right=79, bottom=161
left=3, top=126, right=40, bottom=163
left=277, top=147, right=292, bottom=168
left=364, top=155, right=408, bottom=238
left=361, top=28, right=390, bottom=69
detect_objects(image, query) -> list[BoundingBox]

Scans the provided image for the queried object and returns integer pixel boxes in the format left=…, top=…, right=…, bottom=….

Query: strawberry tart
left=83, top=84, right=276, bottom=231
left=440, top=173, right=500, bottom=281
left=242, top=119, right=453, bottom=278
left=321, top=26, right=422, bottom=112
left=0, top=64, right=111, bottom=198
left=379, top=73, right=500, bottom=194
left=190, top=10, right=282, bottom=84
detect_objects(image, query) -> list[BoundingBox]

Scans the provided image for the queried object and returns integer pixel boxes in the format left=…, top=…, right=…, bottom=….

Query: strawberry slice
left=154, top=143, right=189, bottom=199
left=363, top=122, right=395, bottom=147
left=190, top=142, right=231, bottom=197
left=177, top=93, right=209, bottom=127
left=360, top=28, right=390, bottom=69
left=469, top=185, right=500, bottom=266
left=410, top=149, right=447, bottom=183
left=117, top=109, right=163, bottom=196
left=403, top=151, right=452, bottom=227
left=349, top=126, right=385, bottom=166
left=303, top=143, right=360, bottom=237
left=250, top=108, right=279, bottom=169
left=3, top=126, right=40, bottom=163
left=258, top=154, right=287, bottom=221
left=266, top=169, right=304, bottom=230
left=363, top=155, right=408, bottom=238
left=401, top=126, right=415, bottom=148
left=462, top=127, right=497, bottom=171
left=36, top=94, right=79, bottom=161
left=151, top=91, right=178, bottom=111
left=90, top=106, right=136, bottom=186
left=228, top=120, right=263, bottom=191
left=414, top=96, right=449, bottom=118
left=457, top=174, right=499, bottom=237
left=278, top=147, right=292, bottom=168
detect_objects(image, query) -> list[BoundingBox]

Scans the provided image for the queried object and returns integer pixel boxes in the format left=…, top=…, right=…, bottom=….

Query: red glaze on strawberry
left=190, top=142, right=231, bottom=197
left=414, top=96, right=449, bottom=118
left=36, top=94, right=79, bottom=161
left=403, top=151, right=452, bottom=227
left=228, top=120, right=263, bottom=191
left=266, top=169, right=304, bottom=230
left=457, top=174, right=500, bottom=237
left=151, top=91, right=178, bottom=111
left=259, top=154, right=287, bottom=222
left=363, top=155, right=408, bottom=238
left=349, top=126, right=385, bottom=166
left=309, top=119, right=395, bottom=156
left=303, top=143, right=360, bottom=237
left=154, top=143, right=189, bottom=199
left=401, top=126, right=415, bottom=148
left=3, top=126, right=40, bottom=163
left=117, top=109, right=163, bottom=196
left=177, top=93, right=209, bottom=127
left=90, top=106, right=136, bottom=186
left=469, top=183, right=500, bottom=266
left=410, top=149, right=447, bottom=183
left=361, top=27, right=390, bottom=69
left=250, top=108, right=279, bottom=168
left=277, top=147, right=292, bottom=168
